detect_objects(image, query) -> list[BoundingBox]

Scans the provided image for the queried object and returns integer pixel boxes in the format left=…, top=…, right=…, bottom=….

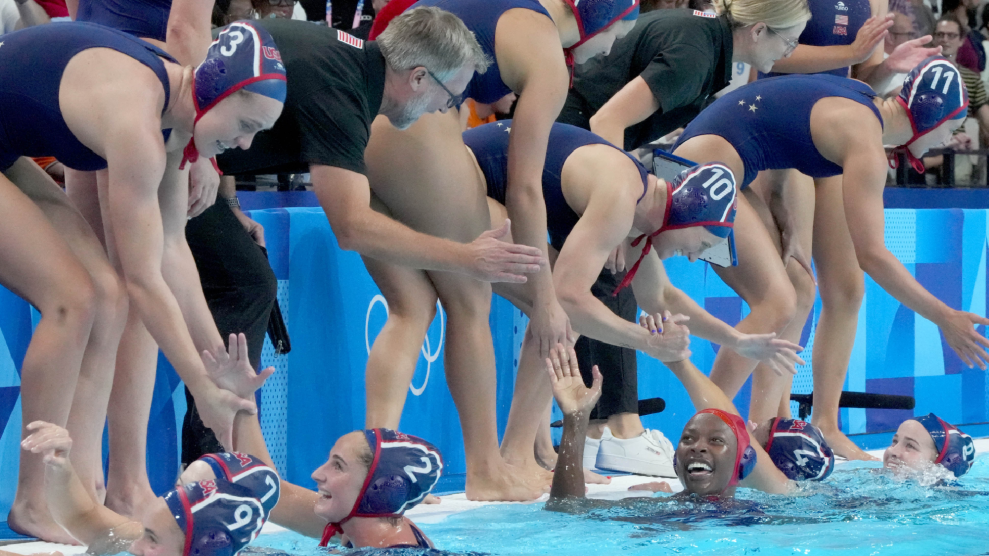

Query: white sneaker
left=595, top=428, right=677, bottom=477
left=584, top=434, right=602, bottom=470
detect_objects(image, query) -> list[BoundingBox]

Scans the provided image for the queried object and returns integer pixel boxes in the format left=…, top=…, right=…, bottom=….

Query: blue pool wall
left=0, top=191, right=987, bottom=517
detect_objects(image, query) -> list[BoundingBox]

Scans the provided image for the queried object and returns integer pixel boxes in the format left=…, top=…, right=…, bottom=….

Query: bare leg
left=366, top=112, right=542, bottom=500
left=18, top=163, right=127, bottom=506
left=708, top=194, right=799, bottom=398
left=88, top=169, right=160, bottom=516
left=533, top=402, right=556, bottom=470
left=499, top=324, right=554, bottom=485
left=362, top=255, right=438, bottom=429
left=744, top=171, right=817, bottom=423
left=2, top=161, right=96, bottom=544
left=810, top=176, right=873, bottom=460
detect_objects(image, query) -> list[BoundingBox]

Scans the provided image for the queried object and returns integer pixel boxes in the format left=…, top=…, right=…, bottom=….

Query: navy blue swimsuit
left=412, top=0, right=553, bottom=103
left=0, top=22, right=175, bottom=172
left=672, top=74, right=882, bottom=188
left=762, top=0, right=871, bottom=78
left=77, top=0, right=172, bottom=42
left=464, top=121, right=648, bottom=251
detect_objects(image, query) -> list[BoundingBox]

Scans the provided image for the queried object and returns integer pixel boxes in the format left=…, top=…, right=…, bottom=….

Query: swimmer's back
left=465, top=120, right=646, bottom=250
left=0, top=22, right=174, bottom=172
left=76, top=0, right=172, bottom=42
left=673, top=74, right=881, bottom=187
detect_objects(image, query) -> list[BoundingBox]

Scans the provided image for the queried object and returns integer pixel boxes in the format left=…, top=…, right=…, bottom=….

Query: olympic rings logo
left=365, top=295, right=445, bottom=396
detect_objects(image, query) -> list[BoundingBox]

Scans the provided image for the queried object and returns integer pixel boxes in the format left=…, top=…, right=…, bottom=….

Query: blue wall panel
left=0, top=205, right=988, bottom=517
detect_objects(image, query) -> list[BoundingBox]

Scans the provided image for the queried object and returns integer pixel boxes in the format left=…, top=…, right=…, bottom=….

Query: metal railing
left=891, top=148, right=989, bottom=187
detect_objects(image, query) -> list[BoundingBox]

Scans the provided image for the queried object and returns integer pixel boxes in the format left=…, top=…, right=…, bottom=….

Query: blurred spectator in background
left=935, top=15, right=989, bottom=141
left=942, top=0, right=985, bottom=72
left=211, top=0, right=269, bottom=26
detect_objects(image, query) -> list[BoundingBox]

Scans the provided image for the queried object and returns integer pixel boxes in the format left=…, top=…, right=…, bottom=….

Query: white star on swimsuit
left=749, top=104, right=757, bottom=112
left=756, top=95, right=762, bottom=101
left=738, top=100, right=746, bottom=105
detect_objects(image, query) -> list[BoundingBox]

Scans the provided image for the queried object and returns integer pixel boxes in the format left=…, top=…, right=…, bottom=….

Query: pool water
left=253, top=455, right=989, bottom=556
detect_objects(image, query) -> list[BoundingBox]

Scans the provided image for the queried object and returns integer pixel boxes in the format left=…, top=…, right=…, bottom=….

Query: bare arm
left=104, top=106, right=253, bottom=448
left=498, top=10, right=573, bottom=355
left=21, top=422, right=134, bottom=547
left=841, top=140, right=989, bottom=367
left=663, top=360, right=794, bottom=494
left=312, top=164, right=543, bottom=282
left=232, top=413, right=328, bottom=539
left=588, top=77, right=660, bottom=148
left=165, top=0, right=216, bottom=66
left=769, top=15, right=890, bottom=75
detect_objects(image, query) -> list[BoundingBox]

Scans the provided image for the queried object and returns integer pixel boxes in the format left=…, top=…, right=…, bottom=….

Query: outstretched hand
left=884, top=35, right=942, bottom=74
left=940, top=310, right=989, bottom=370
left=847, top=14, right=893, bottom=65
left=21, top=421, right=72, bottom=469
left=467, top=219, right=546, bottom=283
left=545, top=343, right=602, bottom=417
left=203, top=333, right=276, bottom=400
left=195, top=385, right=257, bottom=451
left=733, top=333, right=806, bottom=376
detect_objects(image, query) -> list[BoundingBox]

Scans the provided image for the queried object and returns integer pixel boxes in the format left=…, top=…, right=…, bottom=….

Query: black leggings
left=576, top=269, right=640, bottom=420
left=181, top=201, right=277, bottom=465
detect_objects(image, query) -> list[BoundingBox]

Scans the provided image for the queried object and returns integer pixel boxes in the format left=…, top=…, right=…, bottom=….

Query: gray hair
left=376, top=6, right=491, bottom=80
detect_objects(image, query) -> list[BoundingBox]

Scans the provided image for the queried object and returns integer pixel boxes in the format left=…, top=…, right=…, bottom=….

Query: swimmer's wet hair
left=713, top=0, right=811, bottom=31
left=377, top=6, right=491, bottom=80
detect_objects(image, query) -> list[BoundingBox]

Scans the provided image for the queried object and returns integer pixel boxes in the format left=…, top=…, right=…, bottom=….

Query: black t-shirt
left=216, top=18, right=386, bottom=175
left=558, top=9, right=733, bottom=151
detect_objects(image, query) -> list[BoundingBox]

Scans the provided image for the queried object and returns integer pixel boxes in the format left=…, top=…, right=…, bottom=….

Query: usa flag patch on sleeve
left=693, top=10, right=716, bottom=17
left=337, top=30, right=364, bottom=49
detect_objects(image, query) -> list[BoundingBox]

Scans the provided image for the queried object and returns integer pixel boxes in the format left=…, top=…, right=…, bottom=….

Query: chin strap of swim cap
left=319, top=429, right=443, bottom=547
left=180, top=21, right=288, bottom=170
left=561, top=0, right=640, bottom=85
left=611, top=161, right=737, bottom=296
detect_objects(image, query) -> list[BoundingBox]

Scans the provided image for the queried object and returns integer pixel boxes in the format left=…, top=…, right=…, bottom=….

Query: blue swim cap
left=564, top=0, right=640, bottom=52
left=611, top=161, right=738, bottom=295
left=196, top=453, right=281, bottom=515
left=318, top=429, right=444, bottom=547
left=766, top=419, right=835, bottom=481
left=912, top=413, right=975, bottom=478
left=164, top=476, right=276, bottom=556
left=182, top=21, right=287, bottom=169
left=894, top=56, right=968, bottom=172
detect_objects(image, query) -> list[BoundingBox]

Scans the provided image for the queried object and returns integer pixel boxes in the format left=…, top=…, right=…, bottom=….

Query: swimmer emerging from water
left=883, top=413, right=976, bottom=479
left=20, top=421, right=278, bottom=556
left=545, top=343, right=795, bottom=511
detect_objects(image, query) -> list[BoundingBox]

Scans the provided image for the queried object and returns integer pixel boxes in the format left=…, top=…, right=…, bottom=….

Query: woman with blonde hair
left=554, top=0, right=812, bottom=480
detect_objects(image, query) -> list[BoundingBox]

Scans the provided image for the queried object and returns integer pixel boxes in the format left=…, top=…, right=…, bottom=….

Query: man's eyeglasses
left=427, top=69, right=463, bottom=109
left=934, top=31, right=961, bottom=41
left=768, top=26, right=799, bottom=57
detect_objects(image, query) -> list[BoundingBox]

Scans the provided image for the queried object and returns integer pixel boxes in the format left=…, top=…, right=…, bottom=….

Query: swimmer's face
left=388, top=65, right=475, bottom=129
left=129, top=498, right=186, bottom=556
left=749, top=22, right=805, bottom=73
left=194, top=91, right=283, bottom=158
left=311, top=432, right=370, bottom=523
left=675, top=413, right=738, bottom=495
left=883, top=419, right=939, bottom=472
left=174, top=459, right=217, bottom=489
left=653, top=228, right=724, bottom=262
left=571, top=20, right=636, bottom=65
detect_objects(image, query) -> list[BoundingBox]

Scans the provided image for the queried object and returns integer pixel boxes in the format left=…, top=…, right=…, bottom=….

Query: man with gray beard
left=217, top=7, right=545, bottom=282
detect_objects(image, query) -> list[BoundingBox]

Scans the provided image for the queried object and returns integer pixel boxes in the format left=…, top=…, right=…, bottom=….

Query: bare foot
left=534, top=450, right=557, bottom=471
left=7, top=499, right=80, bottom=545
left=628, top=481, right=672, bottom=493
left=465, top=462, right=548, bottom=501
left=423, top=494, right=441, bottom=505
left=816, top=426, right=879, bottom=461
left=583, top=468, right=610, bottom=485
left=104, top=480, right=157, bottom=519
